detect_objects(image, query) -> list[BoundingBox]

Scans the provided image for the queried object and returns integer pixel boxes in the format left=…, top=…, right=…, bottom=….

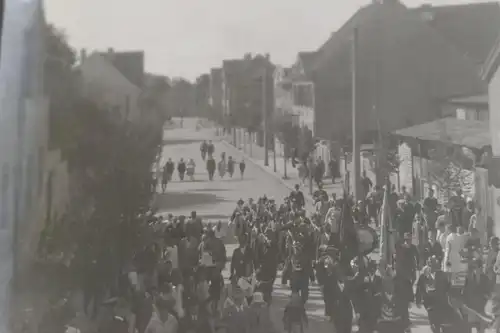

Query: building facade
left=79, top=49, right=143, bottom=122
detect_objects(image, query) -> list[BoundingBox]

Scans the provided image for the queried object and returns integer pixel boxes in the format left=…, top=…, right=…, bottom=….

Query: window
left=1, top=165, right=10, bottom=230
left=293, top=83, right=314, bottom=108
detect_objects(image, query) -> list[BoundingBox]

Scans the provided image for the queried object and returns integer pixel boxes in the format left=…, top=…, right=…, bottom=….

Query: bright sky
left=45, top=0, right=491, bottom=81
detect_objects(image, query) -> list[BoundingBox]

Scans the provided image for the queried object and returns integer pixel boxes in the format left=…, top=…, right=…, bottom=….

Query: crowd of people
left=153, top=141, right=246, bottom=191
left=89, top=176, right=500, bottom=333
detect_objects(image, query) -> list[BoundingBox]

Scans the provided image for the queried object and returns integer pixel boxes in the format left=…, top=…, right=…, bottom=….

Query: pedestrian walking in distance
left=218, top=155, right=226, bottom=179
left=227, top=156, right=235, bottom=178
left=206, top=156, right=216, bottom=181
left=161, top=164, right=168, bottom=193
left=207, top=140, right=215, bottom=158
left=187, top=158, right=196, bottom=181
left=165, top=158, right=175, bottom=181
left=177, top=158, right=186, bottom=181
left=239, top=159, right=246, bottom=179
left=200, top=140, right=208, bottom=161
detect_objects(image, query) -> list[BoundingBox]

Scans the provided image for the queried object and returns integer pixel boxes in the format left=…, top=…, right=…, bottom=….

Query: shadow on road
left=163, top=139, right=202, bottom=145
left=194, top=188, right=229, bottom=192
left=201, top=214, right=230, bottom=220
left=155, top=191, right=227, bottom=210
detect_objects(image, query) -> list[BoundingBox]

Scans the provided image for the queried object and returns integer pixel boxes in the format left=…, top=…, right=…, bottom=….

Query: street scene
left=156, top=118, right=433, bottom=333
left=3, top=0, right=500, bottom=333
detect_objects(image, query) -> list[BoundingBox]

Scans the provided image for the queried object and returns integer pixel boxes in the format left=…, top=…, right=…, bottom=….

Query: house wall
left=80, top=53, right=142, bottom=121
left=313, top=4, right=485, bottom=144
left=209, top=69, right=223, bottom=119
left=488, top=65, right=500, bottom=237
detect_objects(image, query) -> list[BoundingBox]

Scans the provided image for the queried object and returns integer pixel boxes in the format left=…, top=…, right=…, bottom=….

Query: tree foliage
left=38, top=24, right=160, bottom=294
left=428, top=142, right=474, bottom=196
left=39, top=99, right=159, bottom=291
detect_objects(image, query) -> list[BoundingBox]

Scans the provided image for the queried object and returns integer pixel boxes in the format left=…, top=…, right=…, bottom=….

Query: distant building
left=221, top=53, right=274, bottom=141
left=308, top=0, right=499, bottom=145
left=209, top=67, right=223, bottom=122
left=167, top=79, right=196, bottom=117
left=195, top=74, right=210, bottom=117
left=78, top=48, right=145, bottom=122
left=482, top=33, right=500, bottom=237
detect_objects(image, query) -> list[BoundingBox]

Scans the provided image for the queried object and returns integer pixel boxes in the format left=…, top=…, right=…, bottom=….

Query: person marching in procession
left=206, top=155, right=216, bottom=181
left=186, top=158, right=196, bottom=181
left=200, top=140, right=208, bottom=161
left=239, top=159, right=246, bottom=179
left=227, top=156, right=235, bottom=178
left=177, top=158, right=186, bottom=181
left=218, top=154, right=226, bottom=179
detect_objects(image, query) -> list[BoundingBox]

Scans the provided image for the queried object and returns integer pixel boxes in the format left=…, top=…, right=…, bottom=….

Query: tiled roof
left=99, top=50, right=145, bottom=88
left=393, top=118, right=490, bottom=149
left=312, top=1, right=485, bottom=98
left=410, top=2, right=500, bottom=66
left=111, top=51, right=145, bottom=88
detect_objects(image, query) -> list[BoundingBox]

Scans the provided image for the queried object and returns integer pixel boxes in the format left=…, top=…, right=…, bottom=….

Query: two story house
left=309, top=0, right=498, bottom=148
left=79, top=48, right=145, bottom=122
left=209, top=68, right=223, bottom=122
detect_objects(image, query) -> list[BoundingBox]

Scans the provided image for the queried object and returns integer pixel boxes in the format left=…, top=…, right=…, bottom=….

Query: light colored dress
left=218, top=160, right=226, bottom=178
left=443, top=232, right=468, bottom=289
left=186, top=160, right=195, bottom=176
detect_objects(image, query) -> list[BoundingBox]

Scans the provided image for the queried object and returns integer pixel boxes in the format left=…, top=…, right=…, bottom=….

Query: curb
left=217, top=138, right=315, bottom=204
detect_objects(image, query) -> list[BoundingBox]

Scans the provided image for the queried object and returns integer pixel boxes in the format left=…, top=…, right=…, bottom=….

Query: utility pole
left=273, top=136, right=277, bottom=172
left=263, top=67, right=269, bottom=166
left=352, top=27, right=361, bottom=201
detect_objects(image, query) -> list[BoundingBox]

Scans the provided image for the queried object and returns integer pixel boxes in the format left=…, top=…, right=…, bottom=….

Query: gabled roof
left=393, top=118, right=490, bottom=150
left=297, top=51, right=319, bottom=77
left=410, top=2, right=500, bottom=66
left=98, top=50, right=145, bottom=88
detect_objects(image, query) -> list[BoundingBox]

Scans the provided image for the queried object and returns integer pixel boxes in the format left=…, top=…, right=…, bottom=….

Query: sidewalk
left=217, top=131, right=344, bottom=203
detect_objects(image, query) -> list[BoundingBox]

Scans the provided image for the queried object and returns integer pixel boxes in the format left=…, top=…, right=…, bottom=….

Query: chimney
left=265, top=53, right=270, bottom=61
left=80, top=48, right=87, bottom=62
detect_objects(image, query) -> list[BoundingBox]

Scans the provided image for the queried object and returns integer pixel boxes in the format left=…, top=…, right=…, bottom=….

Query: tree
left=37, top=24, right=160, bottom=296
left=39, top=99, right=159, bottom=292
left=428, top=141, right=474, bottom=199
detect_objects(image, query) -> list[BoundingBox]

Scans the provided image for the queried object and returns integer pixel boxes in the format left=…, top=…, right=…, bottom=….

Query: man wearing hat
left=416, top=256, right=451, bottom=333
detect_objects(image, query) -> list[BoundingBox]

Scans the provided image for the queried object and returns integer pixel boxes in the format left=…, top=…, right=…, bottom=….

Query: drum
left=355, top=224, right=378, bottom=255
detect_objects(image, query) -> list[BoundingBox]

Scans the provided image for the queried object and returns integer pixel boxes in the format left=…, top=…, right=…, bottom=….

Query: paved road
left=155, top=118, right=430, bottom=333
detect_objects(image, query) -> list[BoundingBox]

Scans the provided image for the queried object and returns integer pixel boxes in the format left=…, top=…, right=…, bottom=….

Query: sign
left=450, top=271, right=467, bottom=287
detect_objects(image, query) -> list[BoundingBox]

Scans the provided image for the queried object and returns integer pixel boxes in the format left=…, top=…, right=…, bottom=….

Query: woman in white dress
left=443, top=225, right=468, bottom=289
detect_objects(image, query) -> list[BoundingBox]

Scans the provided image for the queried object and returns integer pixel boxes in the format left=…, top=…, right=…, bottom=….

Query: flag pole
left=352, top=27, right=361, bottom=201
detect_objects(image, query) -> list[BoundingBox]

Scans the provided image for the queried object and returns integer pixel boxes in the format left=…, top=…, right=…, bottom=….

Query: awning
left=392, top=118, right=490, bottom=150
